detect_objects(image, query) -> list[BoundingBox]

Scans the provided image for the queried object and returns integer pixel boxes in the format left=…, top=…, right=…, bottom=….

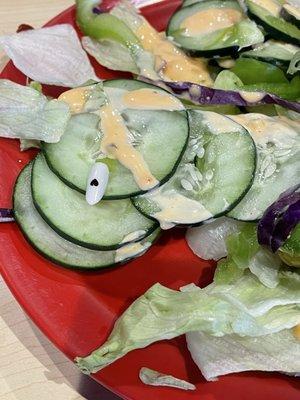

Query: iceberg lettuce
left=186, top=217, right=243, bottom=261
left=215, top=223, right=282, bottom=288
left=0, top=79, right=70, bottom=142
left=139, top=367, right=196, bottom=390
left=0, top=24, right=98, bottom=87
left=75, top=269, right=300, bottom=374
left=186, top=328, right=300, bottom=381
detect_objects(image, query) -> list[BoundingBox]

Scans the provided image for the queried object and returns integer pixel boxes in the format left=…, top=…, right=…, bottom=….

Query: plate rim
left=0, top=2, right=299, bottom=400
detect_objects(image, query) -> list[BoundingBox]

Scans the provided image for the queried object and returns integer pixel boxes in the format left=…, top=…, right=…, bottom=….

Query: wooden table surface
left=0, top=1, right=125, bottom=399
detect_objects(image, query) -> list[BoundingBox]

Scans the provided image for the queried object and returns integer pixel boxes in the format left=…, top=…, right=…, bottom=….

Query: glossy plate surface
left=0, top=1, right=299, bottom=399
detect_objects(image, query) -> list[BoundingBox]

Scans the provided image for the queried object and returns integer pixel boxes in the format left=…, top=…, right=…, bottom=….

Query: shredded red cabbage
left=270, top=200, right=300, bottom=252
left=16, top=24, right=34, bottom=33
left=92, top=0, right=120, bottom=13
left=258, top=185, right=300, bottom=252
left=92, top=7, right=103, bottom=14
left=140, top=78, right=300, bottom=113
left=0, top=208, right=14, bottom=223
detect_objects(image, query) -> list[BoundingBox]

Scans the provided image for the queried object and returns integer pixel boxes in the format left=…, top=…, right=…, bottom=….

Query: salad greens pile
left=0, top=0, right=299, bottom=388
left=187, top=328, right=300, bottom=380
left=75, top=230, right=300, bottom=375
left=72, top=0, right=300, bottom=381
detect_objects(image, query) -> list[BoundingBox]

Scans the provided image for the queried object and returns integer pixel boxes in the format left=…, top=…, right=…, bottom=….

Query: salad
left=0, top=0, right=299, bottom=392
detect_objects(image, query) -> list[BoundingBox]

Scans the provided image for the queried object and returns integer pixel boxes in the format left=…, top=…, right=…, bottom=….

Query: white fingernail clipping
left=86, top=162, right=109, bottom=205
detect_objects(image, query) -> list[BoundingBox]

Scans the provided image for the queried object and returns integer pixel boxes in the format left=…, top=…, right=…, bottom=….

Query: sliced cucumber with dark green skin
left=32, top=154, right=158, bottom=251
left=185, top=103, right=241, bottom=114
left=132, top=110, right=256, bottom=228
left=241, top=40, right=300, bottom=68
left=43, top=79, right=189, bottom=199
left=167, top=0, right=264, bottom=56
left=246, top=0, right=300, bottom=45
left=228, top=114, right=300, bottom=221
left=14, top=163, right=160, bottom=270
left=182, top=0, right=202, bottom=6
left=281, top=4, right=300, bottom=29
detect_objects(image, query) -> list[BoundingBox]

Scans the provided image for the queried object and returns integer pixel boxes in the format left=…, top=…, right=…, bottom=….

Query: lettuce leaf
left=215, top=223, right=282, bottom=288
left=110, top=0, right=144, bottom=32
left=0, top=24, right=98, bottom=87
left=186, top=217, right=243, bottom=261
left=20, top=139, right=41, bottom=151
left=82, top=36, right=159, bottom=79
left=82, top=37, right=139, bottom=73
left=75, top=269, right=300, bottom=374
left=187, top=328, right=300, bottom=381
left=188, top=220, right=282, bottom=288
left=0, top=79, right=70, bottom=142
left=214, top=70, right=243, bottom=90
left=139, top=367, right=196, bottom=390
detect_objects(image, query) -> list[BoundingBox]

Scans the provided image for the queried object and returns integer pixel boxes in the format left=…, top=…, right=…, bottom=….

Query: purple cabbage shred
left=0, top=208, right=14, bottom=223
left=257, top=185, right=300, bottom=252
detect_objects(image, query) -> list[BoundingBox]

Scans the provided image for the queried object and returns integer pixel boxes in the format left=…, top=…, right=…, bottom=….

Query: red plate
left=0, top=2, right=299, bottom=399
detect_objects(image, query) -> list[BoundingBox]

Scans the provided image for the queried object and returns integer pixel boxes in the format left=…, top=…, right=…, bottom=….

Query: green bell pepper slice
left=76, top=0, right=140, bottom=47
left=242, top=76, right=300, bottom=100
left=231, top=58, right=289, bottom=84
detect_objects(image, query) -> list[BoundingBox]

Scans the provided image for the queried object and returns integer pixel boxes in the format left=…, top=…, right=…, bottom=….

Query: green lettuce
left=20, top=139, right=41, bottom=151
left=215, top=223, right=282, bottom=288
left=191, top=217, right=283, bottom=288
left=75, top=269, right=300, bottom=374
left=139, top=367, right=196, bottom=390
left=0, top=79, right=70, bottom=142
left=82, top=37, right=140, bottom=74
left=0, top=24, right=98, bottom=87
left=82, top=36, right=159, bottom=79
left=187, top=328, right=300, bottom=380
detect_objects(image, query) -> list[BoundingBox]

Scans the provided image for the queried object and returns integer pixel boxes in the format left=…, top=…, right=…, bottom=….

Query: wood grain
left=0, top=1, right=120, bottom=399
left=0, top=0, right=74, bottom=35
left=0, top=278, right=119, bottom=400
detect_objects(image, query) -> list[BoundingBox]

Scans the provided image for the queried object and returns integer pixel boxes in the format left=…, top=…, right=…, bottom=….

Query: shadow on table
left=0, top=290, right=120, bottom=400
left=38, top=322, right=122, bottom=400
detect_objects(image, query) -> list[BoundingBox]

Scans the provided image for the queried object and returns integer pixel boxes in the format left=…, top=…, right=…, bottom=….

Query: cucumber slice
left=185, top=103, right=241, bottom=114
left=14, top=163, right=160, bottom=269
left=43, top=80, right=189, bottom=199
left=167, top=0, right=264, bottom=56
left=133, top=110, right=256, bottom=228
left=241, top=40, right=300, bottom=68
left=281, top=4, right=300, bottom=29
left=246, top=0, right=300, bottom=45
left=228, top=114, right=300, bottom=221
left=182, top=0, right=202, bottom=6
left=32, top=154, right=157, bottom=250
